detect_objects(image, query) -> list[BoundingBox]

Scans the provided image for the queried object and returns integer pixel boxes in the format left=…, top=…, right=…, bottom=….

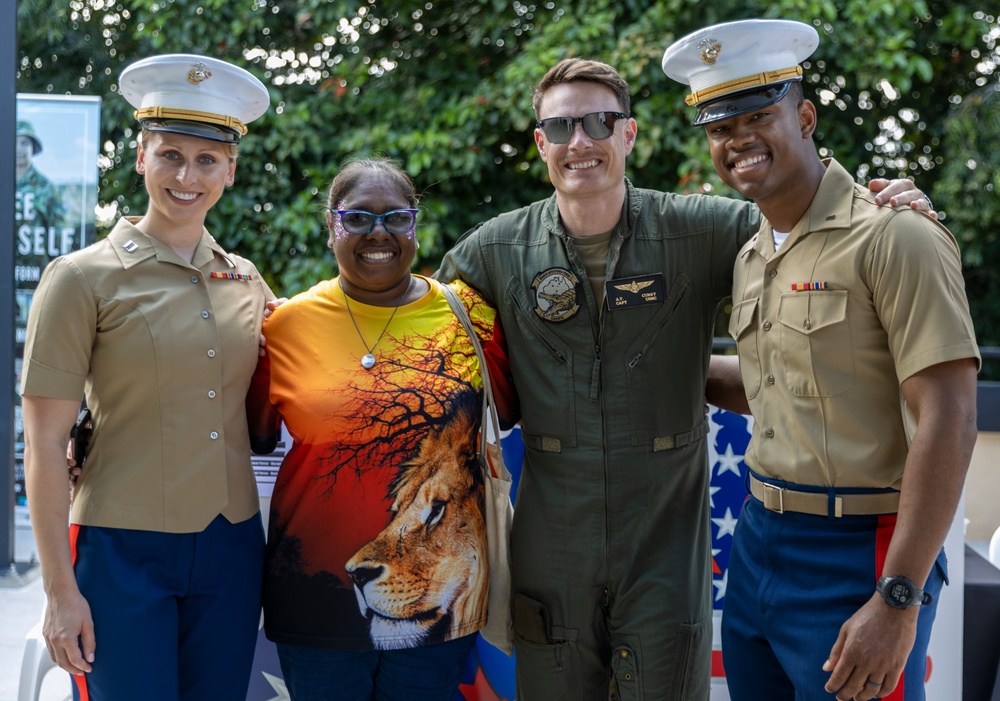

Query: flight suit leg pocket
left=665, top=616, right=711, bottom=701
left=611, top=643, right=642, bottom=701
left=513, top=593, right=582, bottom=700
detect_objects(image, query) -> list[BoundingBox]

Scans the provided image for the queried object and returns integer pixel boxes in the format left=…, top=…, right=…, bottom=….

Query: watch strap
left=877, top=575, right=933, bottom=609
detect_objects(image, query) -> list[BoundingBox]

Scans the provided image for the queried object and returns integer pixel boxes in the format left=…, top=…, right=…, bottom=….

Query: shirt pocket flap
left=729, top=298, right=758, bottom=341
left=776, top=290, right=847, bottom=335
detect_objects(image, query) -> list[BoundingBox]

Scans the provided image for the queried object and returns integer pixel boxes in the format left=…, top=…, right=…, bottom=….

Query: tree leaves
left=16, top=0, right=1000, bottom=360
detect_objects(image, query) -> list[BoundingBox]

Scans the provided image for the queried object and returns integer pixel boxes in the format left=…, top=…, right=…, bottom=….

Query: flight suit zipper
left=599, top=223, right=627, bottom=630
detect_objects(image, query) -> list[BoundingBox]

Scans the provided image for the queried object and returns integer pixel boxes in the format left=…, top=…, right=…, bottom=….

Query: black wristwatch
left=876, top=575, right=933, bottom=609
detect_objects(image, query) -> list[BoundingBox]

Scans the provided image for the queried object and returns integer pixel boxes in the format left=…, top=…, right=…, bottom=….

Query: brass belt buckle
left=762, top=482, right=785, bottom=513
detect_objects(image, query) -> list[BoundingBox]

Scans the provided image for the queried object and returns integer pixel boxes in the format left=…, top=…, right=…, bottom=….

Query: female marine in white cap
left=21, top=53, right=273, bottom=700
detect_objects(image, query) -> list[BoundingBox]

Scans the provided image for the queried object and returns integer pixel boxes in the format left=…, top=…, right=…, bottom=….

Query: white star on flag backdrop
left=708, top=406, right=754, bottom=610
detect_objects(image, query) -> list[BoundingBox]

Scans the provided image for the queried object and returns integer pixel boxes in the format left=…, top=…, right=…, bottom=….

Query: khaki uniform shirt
left=22, top=218, right=272, bottom=532
left=730, top=159, right=980, bottom=489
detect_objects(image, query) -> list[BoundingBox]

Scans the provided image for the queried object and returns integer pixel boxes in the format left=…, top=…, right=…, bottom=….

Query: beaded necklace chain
left=339, top=277, right=412, bottom=369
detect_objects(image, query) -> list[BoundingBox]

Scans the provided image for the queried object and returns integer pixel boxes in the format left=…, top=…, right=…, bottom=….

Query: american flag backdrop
left=707, top=406, right=754, bottom=612
left=707, top=407, right=753, bottom=694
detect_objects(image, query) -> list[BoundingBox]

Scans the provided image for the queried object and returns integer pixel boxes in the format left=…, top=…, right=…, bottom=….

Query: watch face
left=888, top=580, right=913, bottom=605
left=879, top=576, right=925, bottom=609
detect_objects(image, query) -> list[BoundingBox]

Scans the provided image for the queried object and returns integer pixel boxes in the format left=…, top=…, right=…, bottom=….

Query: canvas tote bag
left=442, top=283, right=515, bottom=655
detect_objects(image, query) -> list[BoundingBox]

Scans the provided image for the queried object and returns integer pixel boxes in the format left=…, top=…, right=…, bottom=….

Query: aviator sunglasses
left=333, top=208, right=419, bottom=236
left=535, top=111, right=629, bottom=144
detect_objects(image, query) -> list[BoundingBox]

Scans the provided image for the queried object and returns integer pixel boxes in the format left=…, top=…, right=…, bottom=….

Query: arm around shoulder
left=434, top=223, right=497, bottom=306
left=247, top=352, right=280, bottom=454
left=706, top=354, right=750, bottom=414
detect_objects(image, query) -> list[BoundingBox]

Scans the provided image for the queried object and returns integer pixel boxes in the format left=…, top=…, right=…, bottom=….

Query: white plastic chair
left=18, top=619, right=59, bottom=701
left=989, top=525, right=1000, bottom=569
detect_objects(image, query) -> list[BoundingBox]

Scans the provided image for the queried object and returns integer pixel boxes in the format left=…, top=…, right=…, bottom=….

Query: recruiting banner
left=13, top=94, right=101, bottom=509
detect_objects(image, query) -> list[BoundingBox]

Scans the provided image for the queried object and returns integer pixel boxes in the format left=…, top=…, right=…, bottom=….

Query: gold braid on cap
left=134, top=106, right=248, bottom=135
left=685, top=66, right=802, bottom=106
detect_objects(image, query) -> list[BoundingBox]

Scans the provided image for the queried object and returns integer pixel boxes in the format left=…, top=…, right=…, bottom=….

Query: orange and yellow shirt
left=260, top=275, right=513, bottom=650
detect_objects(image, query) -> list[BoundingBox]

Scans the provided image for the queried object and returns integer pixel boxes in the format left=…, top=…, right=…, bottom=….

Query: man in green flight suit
left=436, top=57, right=932, bottom=701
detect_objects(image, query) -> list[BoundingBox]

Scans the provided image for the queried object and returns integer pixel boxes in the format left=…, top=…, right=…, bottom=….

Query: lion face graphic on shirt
left=345, top=405, right=488, bottom=649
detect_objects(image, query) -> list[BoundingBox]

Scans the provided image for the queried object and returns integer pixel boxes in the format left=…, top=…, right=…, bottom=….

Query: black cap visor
left=693, top=81, right=795, bottom=127
left=139, top=118, right=241, bottom=144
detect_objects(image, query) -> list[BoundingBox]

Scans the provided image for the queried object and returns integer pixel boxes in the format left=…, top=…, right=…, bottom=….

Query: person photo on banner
left=16, top=117, right=70, bottom=265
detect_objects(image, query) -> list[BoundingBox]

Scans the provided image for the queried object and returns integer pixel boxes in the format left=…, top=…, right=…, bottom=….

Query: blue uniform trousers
left=722, top=475, right=946, bottom=701
left=275, top=634, right=477, bottom=700
left=70, top=513, right=265, bottom=701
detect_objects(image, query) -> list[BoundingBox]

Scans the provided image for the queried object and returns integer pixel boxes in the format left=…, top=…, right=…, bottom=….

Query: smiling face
left=534, top=81, right=637, bottom=208
left=15, top=136, right=34, bottom=178
left=135, top=130, right=236, bottom=232
left=704, top=89, right=823, bottom=226
left=329, top=174, right=418, bottom=306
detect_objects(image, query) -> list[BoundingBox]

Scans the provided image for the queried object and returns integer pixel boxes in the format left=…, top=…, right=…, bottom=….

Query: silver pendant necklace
left=339, top=277, right=413, bottom=369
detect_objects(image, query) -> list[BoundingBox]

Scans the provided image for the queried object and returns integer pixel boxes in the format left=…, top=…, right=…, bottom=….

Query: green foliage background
left=16, top=0, right=1000, bottom=369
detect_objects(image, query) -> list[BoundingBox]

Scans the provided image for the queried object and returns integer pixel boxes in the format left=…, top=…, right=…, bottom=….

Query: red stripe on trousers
left=69, top=523, right=81, bottom=565
left=712, top=649, right=725, bottom=677
left=876, top=514, right=906, bottom=700
left=68, top=524, right=90, bottom=701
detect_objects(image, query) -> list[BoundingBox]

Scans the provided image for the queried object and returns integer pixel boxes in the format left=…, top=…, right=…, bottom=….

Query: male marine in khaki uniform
left=664, top=19, right=979, bottom=701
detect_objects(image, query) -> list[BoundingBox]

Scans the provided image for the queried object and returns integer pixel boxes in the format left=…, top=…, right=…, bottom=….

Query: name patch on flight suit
left=606, top=273, right=665, bottom=310
left=531, top=267, right=582, bottom=323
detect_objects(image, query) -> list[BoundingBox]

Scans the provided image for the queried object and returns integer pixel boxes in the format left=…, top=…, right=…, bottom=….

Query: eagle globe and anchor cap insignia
left=531, top=268, right=581, bottom=323
left=188, top=62, right=213, bottom=85
left=699, top=38, right=722, bottom=65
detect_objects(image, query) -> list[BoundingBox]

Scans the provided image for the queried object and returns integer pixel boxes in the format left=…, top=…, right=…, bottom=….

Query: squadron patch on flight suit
left=531, top=268, right=581, bottom=323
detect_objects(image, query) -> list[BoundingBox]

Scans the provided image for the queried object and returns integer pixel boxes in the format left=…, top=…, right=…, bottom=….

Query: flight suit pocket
left=611, top=644, right=642, bottom=700
left=777, top=291, right=853, bottom=397
left=507, top=282, right=577, bottom=447
left=729, top=298, right=762, bottom=400
left=666, top=617, right=711, bottom=701
left=513, top=593, right=582, bottom=699
left=623, top=272, right=690, bottom=444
